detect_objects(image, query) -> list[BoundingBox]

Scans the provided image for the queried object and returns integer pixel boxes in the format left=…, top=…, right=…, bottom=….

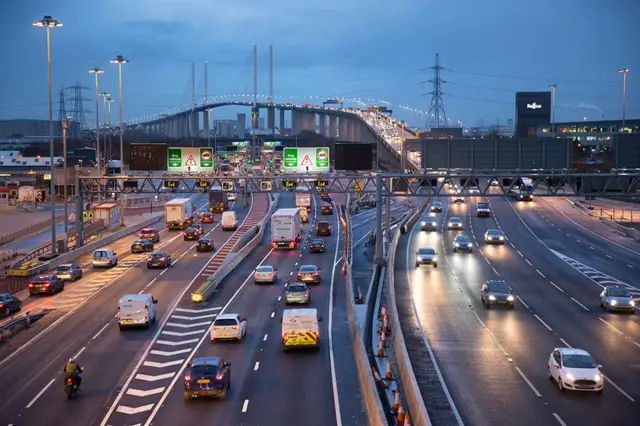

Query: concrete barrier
left=567, top=199, right=594, bottom=216
left=600, top=218, right=640, bottom=241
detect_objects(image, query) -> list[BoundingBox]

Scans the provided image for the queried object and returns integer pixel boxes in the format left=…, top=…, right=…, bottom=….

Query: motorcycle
left=64, top=372, right=82, bottom=399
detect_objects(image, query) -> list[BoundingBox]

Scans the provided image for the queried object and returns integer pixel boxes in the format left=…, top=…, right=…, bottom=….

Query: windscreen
left=32, top=276, right=51, bottom=283
left=300, top=266, right=316, bottom=273
left=256, top=266, right=272, bottom=273
left=94, top=251, right=108, bottom=258
left=190, top=365, right=219, bottom=376
left=562, top=354, right=596, bottom=369
left=289, top=285, right=306, bottom=292
left=214, top=318, right=237, bottom=326
left=488, top=282, right=509, bottom=293
left=478, top=203, right=489, bottom=209
left=418, top=248, right=435, bottom=255
left=609, top=288, right=630, bottom=297
left=56, top=266, right=71, bottom=272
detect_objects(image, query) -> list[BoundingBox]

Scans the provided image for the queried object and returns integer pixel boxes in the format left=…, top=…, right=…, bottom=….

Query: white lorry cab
left=271, top=208, right=302, bottom=249
left=221, top=211, right=238, bottom=231
left=281, top=308, right=322, bottom=351
left=117, top=294, right=158, bottom=329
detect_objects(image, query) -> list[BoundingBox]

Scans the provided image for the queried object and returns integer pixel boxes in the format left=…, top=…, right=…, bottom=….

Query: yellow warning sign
left=300, top=155, right=313, bottom=167
left=354, top=181, right=364, bottom=192
left=184, top=155, right=198, bottom=167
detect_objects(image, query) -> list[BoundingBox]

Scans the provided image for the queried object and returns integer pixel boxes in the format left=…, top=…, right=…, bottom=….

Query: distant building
left=0, top=119, right=50, bottom=138
left=535, top=118, right=640, bottom=144
left=237, top=113, right=247, bottom=137
left=259, top=117, right=266, bottom=130
left=213, top=120, right=238, bottom=138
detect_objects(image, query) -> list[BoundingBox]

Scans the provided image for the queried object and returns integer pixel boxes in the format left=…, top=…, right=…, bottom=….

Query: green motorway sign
left=168, top=148, right=182, bottom=168
left=283, top=148, right=298, bottom=168
left=200, top=148, right=213, bottom=168
left=283, top=147, right=330, bottom=172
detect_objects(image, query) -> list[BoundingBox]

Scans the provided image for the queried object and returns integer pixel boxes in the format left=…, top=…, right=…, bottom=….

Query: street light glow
left=33, top=15, right=62, bottom=28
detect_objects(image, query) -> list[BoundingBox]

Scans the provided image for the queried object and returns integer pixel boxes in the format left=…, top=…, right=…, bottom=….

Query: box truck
left=271, top=208, right=302, bottom=249
left=295, top=188, right=312, bottom=210
left=208, top=186, right=229, bottom=213
left=165, top=198, right=194, bottom=230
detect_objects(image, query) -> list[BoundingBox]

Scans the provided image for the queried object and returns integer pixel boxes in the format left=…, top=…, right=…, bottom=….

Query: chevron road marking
left=126, top=388, right=166, bottom=397
left=134, top=373, right=175, bottom=382
left=165, top=321, right=211, bottom=328
left=155, top=339, right=199, bottom=346
left=171, top=314, right=217, bottom=320
left=150, top=348, right=192, bottom=357
left=142, top=360, right=185, bottom=368
left=116, top=404, right=154, bottom=415
left=174, top=307, right=222, bottom=313
left=161, top=330, right=206, bottom=337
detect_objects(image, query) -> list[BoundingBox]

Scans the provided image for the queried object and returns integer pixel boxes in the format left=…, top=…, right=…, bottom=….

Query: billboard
left=167, top=147, right=214, bottom=172
left=129, top=143, right=167, bottom=171
left=516, top=92, right=551, bottom=125
left=335, top=143, right=373, bottom=171
left=283, top=147, right=330, bottom=172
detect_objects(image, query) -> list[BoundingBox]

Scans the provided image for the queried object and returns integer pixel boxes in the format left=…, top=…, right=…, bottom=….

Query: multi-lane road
left=396, top=189, right=640, bottom=426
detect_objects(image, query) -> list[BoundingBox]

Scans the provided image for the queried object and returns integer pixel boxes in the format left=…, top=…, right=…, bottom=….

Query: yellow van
left=281, top=308, right=322, bottom=351
left=299, top=207, right=309, bottom=223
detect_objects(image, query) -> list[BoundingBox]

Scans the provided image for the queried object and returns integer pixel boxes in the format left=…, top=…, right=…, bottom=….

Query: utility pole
left=619, top=69, right=629, bottom=128
left=191, top=62, right=195, bottom=142
left=252, top=44, right=258, bottom=162
left=550, top=84, right=557, bottom=134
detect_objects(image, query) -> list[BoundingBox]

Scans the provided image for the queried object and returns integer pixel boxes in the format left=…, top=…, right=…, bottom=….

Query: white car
left=210, top=313, right=247, bottom=342
left=448, top=217, right=463, bottom=230
left=548, top=348, right=604, bottom=393
left=228, top=193, right=236, bottom=201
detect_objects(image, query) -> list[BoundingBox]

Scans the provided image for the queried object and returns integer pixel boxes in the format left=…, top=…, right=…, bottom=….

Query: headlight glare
left=610, top=299, right=617, bottom=306
left=488, top=295, right=496, bottom=301
left=565, top=372, right=575, bottom=381
left=594, top=374, right=602, bottom=382
left=507, top=295, right=514, bottom=301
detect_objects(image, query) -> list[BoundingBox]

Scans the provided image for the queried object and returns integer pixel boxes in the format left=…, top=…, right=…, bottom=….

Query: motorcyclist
left=64, top=357, right=83, bottom=389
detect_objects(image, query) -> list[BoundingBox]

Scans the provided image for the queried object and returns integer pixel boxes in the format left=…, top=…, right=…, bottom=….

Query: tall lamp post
left=106, top=97, right=113, bottom=161
left=100, top=92, right=110, bottom=165
left=33, top=15, right=62, bottom=255
left=61, top=116, right=72, bottom=248
left=549, top=84, right=557, bottom=134
left=89, top=67, right=104, bottom=172
left=110, top=55, right=128, bottom=175
left=618, top=69, right=629, bottom=128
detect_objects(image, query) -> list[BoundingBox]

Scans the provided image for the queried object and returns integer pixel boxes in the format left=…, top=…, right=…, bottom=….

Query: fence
left=598, top=208, right=639, bottom=223
left=0, top=213, right=66, bottom=246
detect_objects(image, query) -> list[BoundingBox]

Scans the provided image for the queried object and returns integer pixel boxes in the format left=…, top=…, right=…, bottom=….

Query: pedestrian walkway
left=0, top=208, right=67, bottom=248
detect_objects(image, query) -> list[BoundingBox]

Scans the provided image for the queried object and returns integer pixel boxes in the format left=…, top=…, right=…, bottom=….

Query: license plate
left=197, top=379, right=210, bottom=384
left=152, top=263, right=159, bottom=266
left=122, top=319, right=132, bottom=323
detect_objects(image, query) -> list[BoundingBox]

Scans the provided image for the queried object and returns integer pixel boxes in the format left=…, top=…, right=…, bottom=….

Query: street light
left=618, top=69, right=629, bottom=128
left=33, top=15, right=62, bottom=256
left=106, top=97, right=113, bottom=161
left=100, top=92, right=110, bottom=165
left=62, top=115, right=72, bottom=248
left=89, top=67, right=104, bottom=171
left=110, top=55, right=128, bottom=175
left=549, top=84, right=557, bottom=134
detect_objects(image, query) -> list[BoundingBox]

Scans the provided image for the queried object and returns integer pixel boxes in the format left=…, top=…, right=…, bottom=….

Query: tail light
left=184, top=375, right=191, bottom=382
left=315, top=331, right=319, bottom=338
left=215, top=372, right=224, bottom=380
left=66, top=377, right=73, bottom=384
left=183, top=232, right=187, bottom=235
left=231, top=325, right=239, bottom=330
left=213, top=326, right=219, bottom=330
left=289, top=242, right=295, bottom=247
left=28, top=284, right=34, bottom=288
left=44, top=283, right=51, bottom=287
left=312, top=272, right=319, bottom=276
left=281, top=333, right=286, bottom=342
left=145, top=307, right=149, bottom=316
left=272, top=242, right=277, bottom=248
left=117, top=307, right=120, bottom=316
left=0, top=303, right=3, bottom=308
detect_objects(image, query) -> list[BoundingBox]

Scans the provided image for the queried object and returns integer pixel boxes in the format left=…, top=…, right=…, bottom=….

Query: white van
left=92, top=248, right=118, bottom=268
left=221, top=211, right=238, bottom=231
left=281, top=308, right=322, bottom=351
left=117, top=294, right=157, bottom=329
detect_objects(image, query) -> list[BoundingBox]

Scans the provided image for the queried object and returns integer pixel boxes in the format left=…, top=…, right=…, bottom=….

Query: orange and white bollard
left=403, top=413, right=411, bottom=425
left=382, top=315, right=389, bottom=335
left=397, top=402, right=406, bottom=425
left=380, top=331, right=387, bottom=348
left=24, top=312, right=31, bottom=328
left=379, top=304, right=387, bottom=319
left=391, top=388, right=401, bottom=411
left=376, top=340, right=385, bottom=357
left=385, top=358, right=393, bottom=380
left=373, top=367, right=387, bottom=391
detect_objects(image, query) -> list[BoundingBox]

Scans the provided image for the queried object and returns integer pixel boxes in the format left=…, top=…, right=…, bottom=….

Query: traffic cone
left=373, top=367, right=387, bottom=391
left=404, top=413, right=411, bottom=426
left=385, top=358, right=393, bottom=380
left=382, top=316, right=389, bottom=335
left=376, top=340, right=385, bottom=357
left=24, top=312, right=31, bottom=328
left=380, top=331, right=387, bottom=348
left=397, top=402, right=406, bottom=424
left=391, top=388, right=401, bottom=411
left=379, top=304, right=387, bottom=319
left=357, top=286, right=364, bottom=303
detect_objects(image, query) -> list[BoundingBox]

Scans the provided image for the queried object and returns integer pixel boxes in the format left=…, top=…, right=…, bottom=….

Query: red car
left=202, top=212, right=214, bottom=223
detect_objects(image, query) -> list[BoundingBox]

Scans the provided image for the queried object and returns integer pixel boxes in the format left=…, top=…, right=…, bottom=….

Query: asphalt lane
left=0, top=197, right=249, bottom=426
left=468, top=196, right=640, bottom=425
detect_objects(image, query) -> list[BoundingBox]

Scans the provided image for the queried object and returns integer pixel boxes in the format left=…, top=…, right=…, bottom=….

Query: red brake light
left=66, top=377, right=73, bottom=384
left=213, top=326, right=219, bottom=330
left=216, top=372, right=224, bottom=380
left=28, top=284, right=34, bottom=288
left=117, top=307, right=120, bottom=316
left=145, top=308, right=149, bottom=315
left=184, top=375, right=191, bottom=381
left=312, top=272, right=319, bottom=276
left=231, top=325, right=239, bottom=330
left=44, top=283, right=51, bottom=287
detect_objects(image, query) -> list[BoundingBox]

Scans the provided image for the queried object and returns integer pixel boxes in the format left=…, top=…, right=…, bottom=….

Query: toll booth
left=92, top=201, right=122, bottom=231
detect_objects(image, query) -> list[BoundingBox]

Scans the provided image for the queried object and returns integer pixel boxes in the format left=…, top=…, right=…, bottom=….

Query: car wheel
left=415, top=263, right=419, bottom=268
left=433, top=264, right=438, bottom=268
left=548, top=367, right=553, bottom=380
left=147, top=265, right=151, bottom=269
left=557, top=378, right=564, bottom=392
left=17, top=302, right=22, bottom=311
left=3, top=307, right=9, bottom=316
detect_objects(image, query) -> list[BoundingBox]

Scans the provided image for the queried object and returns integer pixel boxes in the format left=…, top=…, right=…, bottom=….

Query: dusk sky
left=1, top=0, right=639, bottom=128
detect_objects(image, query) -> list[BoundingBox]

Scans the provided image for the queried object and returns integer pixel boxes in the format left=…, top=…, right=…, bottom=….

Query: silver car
left=485, top=229, right=505, bottom=244
left=285, top=283, right=310, bottom=304
left=600, top=285, right=636, bottom=313
left=448, top=217, right=463, bottom=230
left=254, top=265, right=277, bottom=284
left=55, top=263, right=83, bottom=281
left=453, top=235, right=473, bottom=252
left=415, top=247, right=438, bottom=268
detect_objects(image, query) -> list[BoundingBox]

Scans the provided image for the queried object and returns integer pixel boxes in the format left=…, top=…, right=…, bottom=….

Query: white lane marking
left=25, top=379, right=56, bottom=408
left=570, top=297, right=590, bottom=312
left=536, top=269, right=546, bottom=279
left=577, top=240, right=581, bottom=243
left=603, top=374, right=636, bottom=402
left=328, top=204, right=344, bottom=426
left=406, top=214, right=464, bottom=426
left=606, top=254, right=612, bottom=259
left=73, top=346, right=86, bottom=360
left=92, top=322, right=111, bottom=340
left=143, top=360, right=185, bottom=368
left=517, top=250, right=523, bottom=257
left=598, top=317, right=624, bottom=335
left=525, top=259, right=533, bottom=267
left=589, top=246, right=595, bottom=250
left=254, top=362, right=260, bottom=371
left=135, top=373, right=175, bottom=382
left=263, top=334, right=268, bottom=341
left=270, top=312, right=275, bottom=318
left=126, top=388, right=165, bottom=397
left=491, top=267, right=500, bottom=276
left=515, top=367, right=542, bottom=397
left=534, top=314, right=553, bottom=332
left=174, top=307, right=222, bottom=313
left=116, top=404, right=154, bottom=415
left=553, top=413, right=567, bottom=426
left=559, top=338, right=572, bottom=348
left=549, top=281, right=565, bottom=293
left=289, top=271, right=293, bottom=276
left=516, top=296, right=530, bottom=309
left=566, top=233, right=570, bottom=237
left=150, top=348, right=192, bottom=356
left=628, top=264, right=634, bottom=268
left=242, top=399, right=250, bottom=412
left=277, top=296, right=281, bottom=301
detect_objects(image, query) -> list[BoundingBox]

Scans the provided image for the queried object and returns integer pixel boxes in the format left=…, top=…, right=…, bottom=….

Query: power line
left=447, top=81, right=624, bottom=100
left=445, top=68, right=622, bottom=86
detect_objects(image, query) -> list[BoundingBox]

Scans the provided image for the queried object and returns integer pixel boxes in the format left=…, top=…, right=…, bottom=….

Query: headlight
left=610, top=299, right=617, bottom=306
left=594, top=374, right=602, bottom=382
left=631, top=300, right=636, bottom=306
left=416, top=256, right=423, bottom=261
left=499, top=236, right=504, bottom=240
left=421, top=222, right=426, bottom=226
left=565, top=372, right=575, bottom=381
left=448, top=222, right=453, bottom=226
left=507, top=295, right=514, bottom=301
left=468, top=243, right=473, bottom=248
left=455, top=243, right=460, bottom=247
left=488, top=295, right=496, bottom=301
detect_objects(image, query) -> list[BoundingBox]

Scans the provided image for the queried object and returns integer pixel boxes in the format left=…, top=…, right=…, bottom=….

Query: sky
left=1, top=0, right=639, bottom=128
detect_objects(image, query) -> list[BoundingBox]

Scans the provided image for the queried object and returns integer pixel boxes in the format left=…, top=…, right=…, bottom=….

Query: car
left=193, top=224, right=204, bottom=236
left=599, top=285, right=636, bottom=313
left=469, top=186, right=480, bottom=195
left=453, top=196, right=465, bottom=204
left=254, top=265, right=278, bottom=283
left=316, top=221, right=331, bottom=236
left=453, top=235, right=473, bottom=252
left=484, top=229, right=505, bottom=244
left=490, top=179, right=499, bottom=186
left=183, top=357, right=231, bottom=400
left=28, top=274, right=64, bottom=295
left=297, top=265, right=321, bottom=284
left=447, top=217, right=463, bottom=230
left=184, top=227, right=199, bottom=240
left=299, top=207, right=309, bottom=223
left=321, top=203, right=333, bottom=215
left=517, top=193, right=534, bottom=201
left=481, top=280, right=515, bottom=308
left=55, top=263, right=83, bottom=281
left=477, top=202, right=491, bottom=217
left=92, top=248, right=118, bottom=268
left=196, top=238, right=215, bottom=252
left=139, top=228, right=160, bottom=243
left=0, top=293, right=22, bottom=317
left=227, top=193, right=236, bottom=201
left=321, top=195, right=333, bottom=204
left=430, top=202, right=443, bottom=213
left=309, top=239, right=325, bottom=253
left=421, top=217, right=437, bottom=231
left=285, top=283, right=310, bottom=304
left=548, top=348, right=603, bottom=393
left=210, top=313, right=247, bottom=342
left=147, top=252, right=172, bottom=269
left=415, top=247, right=438, bottom=267
left=131, top=239, right=154, bottom=253
left=202, top=212, right=214, bottom=223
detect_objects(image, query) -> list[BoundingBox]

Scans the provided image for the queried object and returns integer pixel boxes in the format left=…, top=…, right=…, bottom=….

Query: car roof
left=557, top=348, right=591, bottom=356
left=57, top=263, right=74, bottom=268
left=605, top=285, right=627, bottom=291
left=487, top=229, right=501, bottom=233
left=288, top=282, right=307, bottom=288
left=486, top=280, right=507, bottom=285
left=216, top=313, right=239, bottom=320
left=141, top=228, right=157, bottom=232
left=455, top=235, right=470, bottom=239
left=283, top=308, right=317, bottom=317
left=119, top=294, right=153, bottom=302
left=317, top=221, right=330, bottom=225
left=192, top=357, right=221, bottom=366
left=300, top=264, right=317, bottom=269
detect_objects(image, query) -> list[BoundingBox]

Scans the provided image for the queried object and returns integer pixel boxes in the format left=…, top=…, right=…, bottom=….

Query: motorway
left=396, top=189, right=640, bottom=425
left=0, top=191, right=373, bottom=426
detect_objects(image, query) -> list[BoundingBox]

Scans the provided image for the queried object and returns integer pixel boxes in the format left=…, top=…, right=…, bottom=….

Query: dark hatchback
left=0, top=293, right=22, bottom=317
left=481, top=280, right=515, bottom=308
left=184, top=357, right=231, bottom=401
left=316, top=221, right=331, bottom=236
left=184, top=228, right=199, bottom=241
left=321, top=203, right=333, bottom=215
left=196, top=238, right=215, bottom=252
left=131, top=239, right=154, bottom=253
left=147, top=252, right=172, bottom=269
left=309, top=239, right=325, bottom=253
left=139, top=228, right=160, bottom=243
left=28, top=275, right=64, bottom=295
